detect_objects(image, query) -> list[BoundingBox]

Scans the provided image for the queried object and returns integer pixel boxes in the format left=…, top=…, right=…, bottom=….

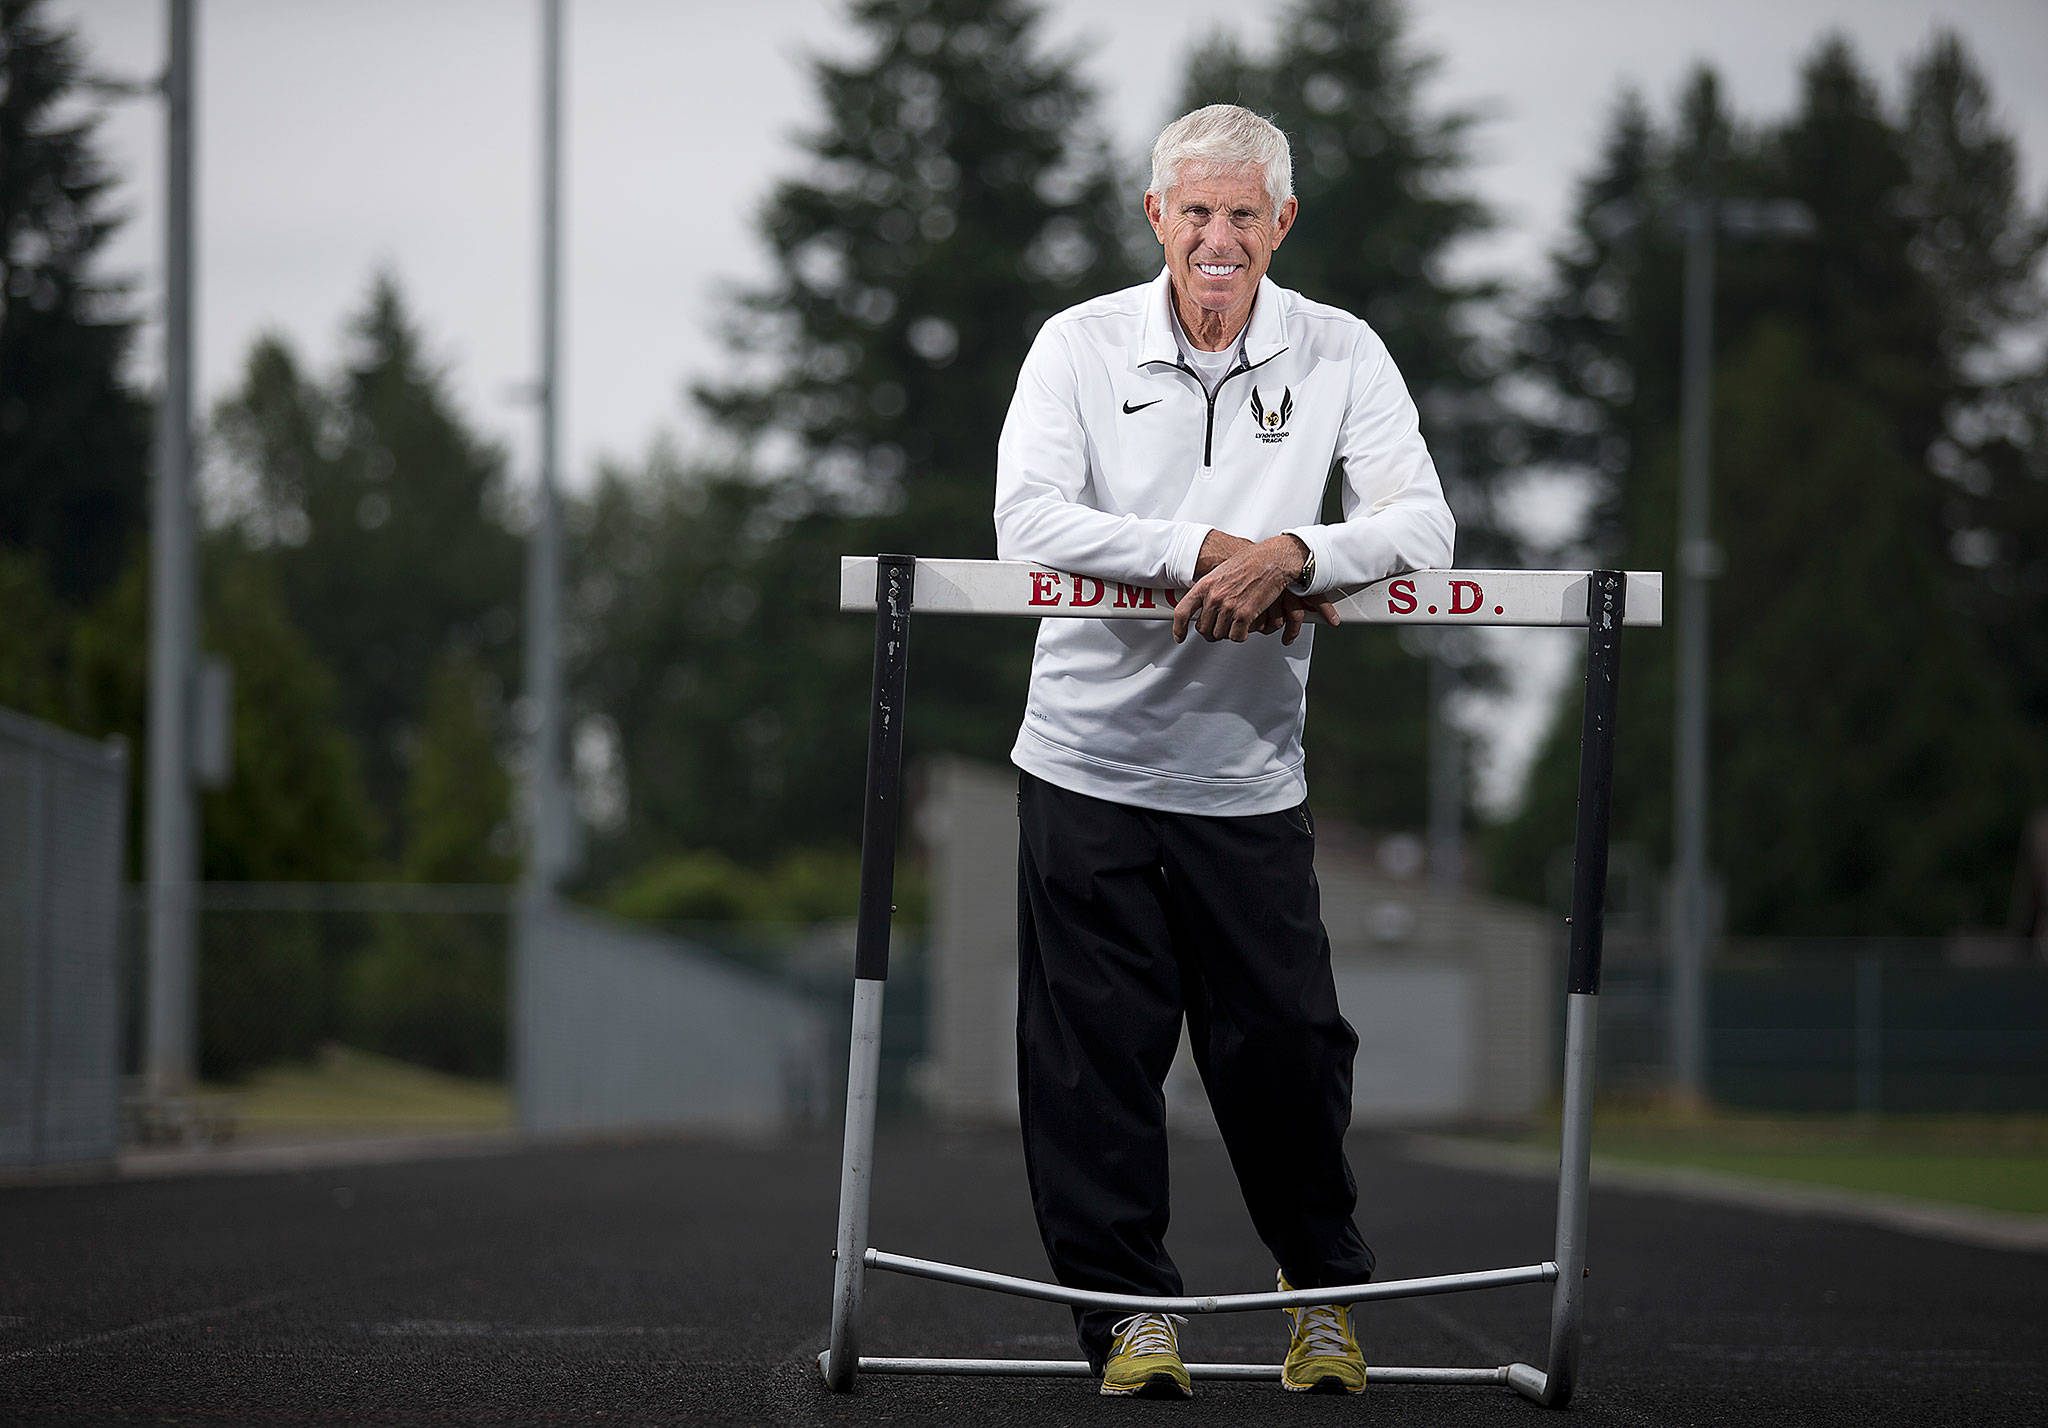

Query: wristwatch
left=1295, top=543, right=1315, bottom=591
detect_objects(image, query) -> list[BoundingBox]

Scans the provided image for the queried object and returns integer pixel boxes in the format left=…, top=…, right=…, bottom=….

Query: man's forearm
left=1194, top=529, right=1310, bottom=581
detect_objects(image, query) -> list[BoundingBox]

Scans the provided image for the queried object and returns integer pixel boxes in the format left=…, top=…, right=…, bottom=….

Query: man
left=991, top=104, right=1456, bottom=1398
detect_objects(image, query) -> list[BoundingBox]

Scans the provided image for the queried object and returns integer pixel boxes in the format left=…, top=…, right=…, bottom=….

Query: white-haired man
left=992, top=104, right=1455, bottom=1398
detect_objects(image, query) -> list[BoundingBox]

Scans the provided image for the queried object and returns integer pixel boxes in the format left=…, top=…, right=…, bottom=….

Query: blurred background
left=3, top=0, right=2045, bottom=1212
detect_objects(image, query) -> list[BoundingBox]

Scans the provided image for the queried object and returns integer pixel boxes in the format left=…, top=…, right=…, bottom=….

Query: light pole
left=1667, top=195, right=1813, bottom=1103
left=145, top=0, right=198, bottom=1096
left=524, top=0, right=570, bottom=904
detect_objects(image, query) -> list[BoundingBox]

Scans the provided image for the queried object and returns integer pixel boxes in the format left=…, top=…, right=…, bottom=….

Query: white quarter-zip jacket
left=995, top=268, right=1456, bottom=815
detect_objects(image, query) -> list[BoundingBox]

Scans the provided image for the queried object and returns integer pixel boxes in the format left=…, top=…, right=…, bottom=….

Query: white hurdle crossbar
left=820, top=556, right=1662, bottom=1407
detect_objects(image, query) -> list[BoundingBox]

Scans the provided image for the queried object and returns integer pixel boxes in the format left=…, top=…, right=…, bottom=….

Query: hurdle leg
left=1511, top=569, right=1625, bottom=1409
left=823, top=555, right=916, bottom=1392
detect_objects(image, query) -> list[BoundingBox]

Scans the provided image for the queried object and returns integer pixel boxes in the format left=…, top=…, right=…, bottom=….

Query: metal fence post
left=1855, top=955, right=1882, bottom=1118
left=824, top=555, right=916, bottom=1391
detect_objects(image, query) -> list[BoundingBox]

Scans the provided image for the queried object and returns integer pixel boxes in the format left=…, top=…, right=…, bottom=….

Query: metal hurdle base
left=835, top=1357, right=1524, bottom=1388
left=820, top=557, right=1647, bottom=1408
left=820, top=1251, right=1570, bottom=1399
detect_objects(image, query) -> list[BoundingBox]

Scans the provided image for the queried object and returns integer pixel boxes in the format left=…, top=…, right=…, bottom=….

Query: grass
left=1547, top=1106, right=2048, bottom=1216
left=198, top=1044, right=512, bottom=1140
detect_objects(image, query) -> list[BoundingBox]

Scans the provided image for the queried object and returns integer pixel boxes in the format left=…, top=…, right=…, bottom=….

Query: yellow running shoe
left=1277, top=1272, right=1367, bottom=1394
left=1099, top=1312, right=1193, bottom=1398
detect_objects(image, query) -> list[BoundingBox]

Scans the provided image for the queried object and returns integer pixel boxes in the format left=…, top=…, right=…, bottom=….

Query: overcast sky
left=57, top=0, right=2048, bottom=482
left=50, top=0, right=2048, bottom=807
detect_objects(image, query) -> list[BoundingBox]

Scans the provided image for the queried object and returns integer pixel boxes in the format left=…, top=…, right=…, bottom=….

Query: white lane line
left=365, top=1321, right=704, bottom=1338
left=1, top=1286, right=310, bottom=1362
left=3, top=1249, right=479, bottom=1363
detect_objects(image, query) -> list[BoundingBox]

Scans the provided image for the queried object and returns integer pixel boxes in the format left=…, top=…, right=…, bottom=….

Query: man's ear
left=1271, top=195, right=1299, bottom=249
left=1143, top=190, right=1167, bottom=244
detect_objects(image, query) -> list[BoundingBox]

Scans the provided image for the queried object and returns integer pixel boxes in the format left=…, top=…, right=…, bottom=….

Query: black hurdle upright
left=1518, top=565, right=1626, bottom=1408
left=821, top=558, right=1634, bottom=1407
left=823, top=553, right=915, bottom=1392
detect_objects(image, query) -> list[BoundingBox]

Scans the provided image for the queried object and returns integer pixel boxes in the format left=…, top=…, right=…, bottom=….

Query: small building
left=915, top=757, right=1557, bottom=1131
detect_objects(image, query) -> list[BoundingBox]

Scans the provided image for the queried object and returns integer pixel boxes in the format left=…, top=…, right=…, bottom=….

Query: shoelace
left=1289, top=1302, right=1353, bottom=1357
left=1110, top=1312, right=1187, bottom=1356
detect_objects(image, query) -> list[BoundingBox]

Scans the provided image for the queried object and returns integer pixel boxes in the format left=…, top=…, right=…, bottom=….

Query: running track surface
left=5, top=1129, right=2044, bottom=1425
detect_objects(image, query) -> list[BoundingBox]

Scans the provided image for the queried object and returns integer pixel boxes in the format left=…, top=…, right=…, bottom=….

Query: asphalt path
left=5, top=1128, right=2045, bottom=1425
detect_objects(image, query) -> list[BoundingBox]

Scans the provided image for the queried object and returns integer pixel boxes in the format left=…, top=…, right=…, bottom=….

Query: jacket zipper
left=1156, top=347, right=1288, bottom=467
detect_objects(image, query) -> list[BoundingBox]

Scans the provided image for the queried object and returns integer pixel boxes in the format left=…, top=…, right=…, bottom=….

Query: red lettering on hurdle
left=1112, top=583, right=1157, bottom=609
left=1387, top=578, right=1418, bottom=615
left=1029, top=571, right=1062, bottom=606
left=1071, top=577, right=1104, bottom=608
left=1450, top=580, right=1483, bottom=615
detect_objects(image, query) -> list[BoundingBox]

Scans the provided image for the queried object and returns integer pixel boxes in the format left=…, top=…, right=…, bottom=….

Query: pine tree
left=1174, top=0, right=1512, bottom=831
left=211, top=276, right=524, bottom=857
left=702, top=0, right=1136, bottom=535
left=1493, top=35, right=2047, bottom=935
left=627, top=0, right=1142, bottom=861
left=401, top=650, right=515, bottom=884
left=1900, top=35, right=2048, bottom=731
left=0, top=0, right=151, bottom=605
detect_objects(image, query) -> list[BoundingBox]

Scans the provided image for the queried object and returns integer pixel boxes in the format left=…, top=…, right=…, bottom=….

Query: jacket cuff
left=1166, top=522, right=1211, bottom=588
left=1282, top=527, right=1329, bottom=596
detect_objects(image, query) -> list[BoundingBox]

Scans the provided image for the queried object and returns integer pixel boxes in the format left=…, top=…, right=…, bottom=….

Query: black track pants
left=1015, top=771, right=1375, bottom=1369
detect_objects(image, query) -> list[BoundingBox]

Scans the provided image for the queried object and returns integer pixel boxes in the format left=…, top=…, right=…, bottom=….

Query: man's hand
left=1192, top=528, right=1254, bottom=577
left=1252, top=590, right=1341, bottom=645
left=1174, top=532, right=1339, bottom=643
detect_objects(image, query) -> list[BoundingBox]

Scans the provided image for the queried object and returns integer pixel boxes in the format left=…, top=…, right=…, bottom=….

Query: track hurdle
left=819, top=555, right=1663, bottom=1406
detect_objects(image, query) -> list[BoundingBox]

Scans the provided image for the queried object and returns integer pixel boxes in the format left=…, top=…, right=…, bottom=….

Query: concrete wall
left=514, top=902, right=830, bottom=1136
left=918, top=756, right=1556, bottom=1129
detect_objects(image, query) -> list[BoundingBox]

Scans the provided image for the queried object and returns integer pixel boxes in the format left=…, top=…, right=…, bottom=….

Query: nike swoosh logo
left=1122, top=399, right=1162, bottom=414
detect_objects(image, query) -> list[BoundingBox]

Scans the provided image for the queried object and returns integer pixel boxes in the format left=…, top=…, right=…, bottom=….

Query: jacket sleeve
left=993, top=322, right=1211, bottom=587
left=1283, top=325, right=1455, bottom=595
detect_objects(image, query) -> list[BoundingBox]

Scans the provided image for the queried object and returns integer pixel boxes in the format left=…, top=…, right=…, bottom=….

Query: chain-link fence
left=119, top=883, right=515, bottom=1091
left=1, top=709, right=128, bottom=1167
left=108, top=888, right=890, bottom=1141
left=1584, top=934, right=2047, bottom=1112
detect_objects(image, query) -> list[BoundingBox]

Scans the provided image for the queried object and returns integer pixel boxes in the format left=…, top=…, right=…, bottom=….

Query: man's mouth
left=1194, top=261, right=1242, bottom=278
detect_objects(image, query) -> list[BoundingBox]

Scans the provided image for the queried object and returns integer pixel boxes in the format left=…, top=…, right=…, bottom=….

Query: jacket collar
left=1138, top=266, right=1290, bottom=370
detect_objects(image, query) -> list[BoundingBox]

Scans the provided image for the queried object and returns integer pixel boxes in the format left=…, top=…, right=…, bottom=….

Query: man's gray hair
left=1147, top=104, right=1294, bottom=216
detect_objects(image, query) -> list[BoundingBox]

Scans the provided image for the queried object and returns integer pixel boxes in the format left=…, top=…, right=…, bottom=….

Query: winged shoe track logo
left=1249, top=386, right=1294, bottom=443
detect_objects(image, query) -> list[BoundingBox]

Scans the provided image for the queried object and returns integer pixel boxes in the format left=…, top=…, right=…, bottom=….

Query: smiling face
left=1144, top=162, right=1297, bottom=349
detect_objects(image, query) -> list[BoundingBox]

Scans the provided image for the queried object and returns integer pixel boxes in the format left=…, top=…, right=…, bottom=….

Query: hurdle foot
left=818, top=1348, right=855, bottom=1391
left=1508, top=1362, right=1558, bottom=1405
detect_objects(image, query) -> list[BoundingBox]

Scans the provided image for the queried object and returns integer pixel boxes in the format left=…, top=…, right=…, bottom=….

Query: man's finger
left=1316, top=597, right=1340, bottom=628
left=1282, top=605, right=1306, bottom=645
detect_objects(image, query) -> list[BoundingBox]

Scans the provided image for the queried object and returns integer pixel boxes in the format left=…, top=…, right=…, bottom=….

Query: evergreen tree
left=569, top=455, right=783, bottom=867
left=1900, top=35, right=2048, bottom=731
left=402, top=650, right=514, bottom=884
left=608, top=0, right=1141, bottom=863
left=1173, top=0, right=1512, bottom=830
left=1493, top=35, right=2047, bottom=935
left=196, top=543, right=381, bottom=882
left=703, top=0, right=1137, bottom=538
left=211, top=276, right=524, bottom=860
left=340, top=648, right=516, bottom=1078
left=0, top=0, right=151, bottom=605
